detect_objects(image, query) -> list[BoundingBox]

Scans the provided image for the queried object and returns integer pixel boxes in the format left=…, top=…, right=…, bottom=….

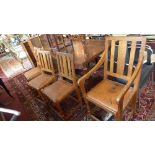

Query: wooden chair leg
left=83, top=98, right=91, bottom=117
left=115, top=112, right=123, bottom=121
left=38, top=91, right=46, bottom=101
left=131, top=93, right=138, bottom=114
left=115, top=104, right=123, bottom=121
left=75, top=88, right=82, bottom=105
left=55, top=102, right=65, bottom=118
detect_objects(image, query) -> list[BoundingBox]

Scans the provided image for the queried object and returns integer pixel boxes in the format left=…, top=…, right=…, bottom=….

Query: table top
left=60, top=39, right=105, bottom=69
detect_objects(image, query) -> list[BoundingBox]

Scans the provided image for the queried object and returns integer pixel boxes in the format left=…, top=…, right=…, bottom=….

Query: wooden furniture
left=39, top=34, right=51, bottom=51
left=28, top=49, right=56, bottom=94
left=69, top=34, right=86, bottom=40
left=24, top=48, right=42, bottom=81
left=51, top=34, right=65, bottom=50
left=41, top=52, right=82, bottom=118
left=30, top=36, right=43, bottom=49
left=21, top=40, right=37, bottom=66
left=78, top=36, right=146, bottom=121
left=60, top=39, right=105, bottom=69
left=46, top=34, right=59, bottom=51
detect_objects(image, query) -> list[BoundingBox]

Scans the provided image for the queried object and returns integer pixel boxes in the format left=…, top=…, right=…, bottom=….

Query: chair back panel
left=37, top=49, right=55, bottom=74
left=33, top=47, right=41, bottom=66
left=30, top=36, right=43, bottom=48
left=72, top=40, right=87, bottom=58
left=39, top=34, right=51, bottom=51
left=104, top=36, right=146, bottom=80
left=56, top=52, right=75, bottom=81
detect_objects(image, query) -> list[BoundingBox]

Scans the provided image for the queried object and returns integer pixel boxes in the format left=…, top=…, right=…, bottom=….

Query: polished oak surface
left=60, top=39, right=105, bottom=69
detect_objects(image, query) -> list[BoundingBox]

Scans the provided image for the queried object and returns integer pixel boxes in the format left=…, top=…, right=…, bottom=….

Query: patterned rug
left=125, top=81, right=155, bottom=121
left=1, top=68, right=155, bottom=121
left=6, top=74, right=86, bottom=121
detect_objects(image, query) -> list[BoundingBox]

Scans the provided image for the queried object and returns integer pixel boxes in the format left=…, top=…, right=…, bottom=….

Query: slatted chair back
left=104, top=36, right=146, bottom=81
left=30, top=36, right=43, bottom=49
left=56, top=52, right=76, bottom=82
left=37, top=49, right=55, bottom=75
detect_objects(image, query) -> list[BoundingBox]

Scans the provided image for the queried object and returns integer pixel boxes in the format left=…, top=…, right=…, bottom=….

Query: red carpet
left=0, top=68, right=30, bottom=120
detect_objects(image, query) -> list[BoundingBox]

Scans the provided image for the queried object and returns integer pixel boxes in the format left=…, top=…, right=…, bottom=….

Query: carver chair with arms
left=78, top=36, right=146, bottom=121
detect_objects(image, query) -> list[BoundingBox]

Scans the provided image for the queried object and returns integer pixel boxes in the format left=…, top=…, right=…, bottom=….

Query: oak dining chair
left=28, top=49, right=56, bottom=95
left=41, top=52, right=82, bottom=119
left=24, top=47, right=42, bottom=81
left=78, top=36, right=146, bottom=121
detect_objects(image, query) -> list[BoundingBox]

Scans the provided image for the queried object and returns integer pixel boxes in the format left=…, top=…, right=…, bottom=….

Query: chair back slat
left=56, top=52, right=75, bottom=81
left=127, top=40, right=137, bottom=77
left=110, top=40, right=115, bottom=73
left=37, top=49, right=55, bottom=74
left=104, top=36, right=146, bottom=80
left=66, top=56, right=72, bottom=77
left=117, top=40, right=127, bottom=75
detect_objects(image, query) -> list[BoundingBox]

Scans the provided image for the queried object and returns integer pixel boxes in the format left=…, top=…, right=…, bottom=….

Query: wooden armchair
left=41, top=52, right=82, bottom=118
left=78, top=36, right=146, bottom=121
left=28, top=49, right=56, bottom=93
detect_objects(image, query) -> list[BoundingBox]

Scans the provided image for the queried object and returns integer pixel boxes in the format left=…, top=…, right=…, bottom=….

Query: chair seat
left=24, top=67, right=41, bottom=81
left=41, top=80, right=75, bottom=103
left=86, top=79, right=134, bottom=113
left=28, top=73, right=55, bottom=90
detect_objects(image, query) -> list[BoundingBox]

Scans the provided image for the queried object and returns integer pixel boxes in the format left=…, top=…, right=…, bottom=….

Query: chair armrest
left=78, top=52, right=106, bottom=95
left=116, top=59, right=143, bottom=104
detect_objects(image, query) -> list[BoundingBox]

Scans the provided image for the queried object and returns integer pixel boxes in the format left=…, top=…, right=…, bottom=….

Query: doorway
left=0, top=34, right=32, bottom=79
